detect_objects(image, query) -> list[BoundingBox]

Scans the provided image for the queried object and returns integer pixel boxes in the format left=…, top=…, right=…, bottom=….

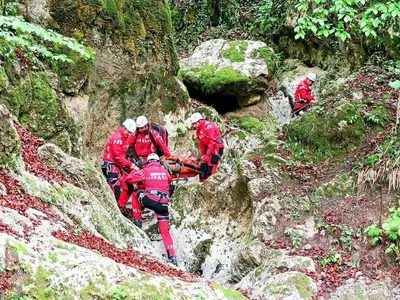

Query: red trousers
left=118, top=189, right=175, bottom=258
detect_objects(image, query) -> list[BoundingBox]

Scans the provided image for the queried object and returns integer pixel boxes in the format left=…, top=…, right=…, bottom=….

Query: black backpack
left=149, top=123, right=169, bottom=156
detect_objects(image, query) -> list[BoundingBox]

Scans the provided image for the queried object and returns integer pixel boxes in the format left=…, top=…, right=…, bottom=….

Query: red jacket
left=294, top=79, right=315, bottom=110
left=124, top=162, right=171, bottom=195
left=196, top=120, right=224, bottom=157
left=131, top=125, right=171, bottom=159
left=102, top=128, right=134, bottom=169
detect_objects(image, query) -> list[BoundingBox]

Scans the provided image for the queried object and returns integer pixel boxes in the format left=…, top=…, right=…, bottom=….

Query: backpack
left=149, top=123, right=169, bottom=156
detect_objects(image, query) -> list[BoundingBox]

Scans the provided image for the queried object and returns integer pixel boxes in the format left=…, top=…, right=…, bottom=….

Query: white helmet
left=122, top=119, right=136, bottom=132
left=190, top=112, right=204, bottom=124
left=136, top=116, right=148, bottom=128
left=306, top=73, right=316, bottom=82
left=148, top=153, right=160, bottom=162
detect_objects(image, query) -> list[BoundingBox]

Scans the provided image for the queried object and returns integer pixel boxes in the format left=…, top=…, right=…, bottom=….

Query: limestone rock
left=330, top=279, right=392, bottom=300
left=269, top=90, right=292, bottom=125
left=0, top=105, right=21, bottom=166
left=230, top=240, right=269, bottom=282
left=0, top=233, right=247, bottom=299
left=22, top=0, right=53, bottom=26
left=279, top=59, right=324, bottom=108
left=236, top=270, right=317, bottom=300
left=251, top=195, right=282, bottom=239
left=179, top=39, right=277, bottom=98
left=238, top=94, right=261, bottom=107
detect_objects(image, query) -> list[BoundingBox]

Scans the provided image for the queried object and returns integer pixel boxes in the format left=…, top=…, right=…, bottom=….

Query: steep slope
left=0, top=104, right=247, bottom=299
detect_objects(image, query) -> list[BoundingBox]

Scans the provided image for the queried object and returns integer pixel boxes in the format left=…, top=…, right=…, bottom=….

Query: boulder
left=179, top=39, right=278, bottom=103
left=236, top=270, right=317, bottom=300
left=330, top=279, right=392, bottom=299
left=230, top=240, right=269, bottom=282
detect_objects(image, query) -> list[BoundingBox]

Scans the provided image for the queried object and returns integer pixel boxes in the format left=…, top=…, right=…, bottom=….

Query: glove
left=201, top=155, right=210, bottom=164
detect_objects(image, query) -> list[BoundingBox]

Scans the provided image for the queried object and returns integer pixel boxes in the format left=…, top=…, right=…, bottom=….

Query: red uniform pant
left=118, top=188, right=175, bottom=258
left=138, top=191, right=175, bottom=258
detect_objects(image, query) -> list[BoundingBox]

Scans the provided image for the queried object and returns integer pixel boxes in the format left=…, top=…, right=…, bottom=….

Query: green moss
left=222, top=41, right=248, bottom=63
left=0, top=112, right=20, bottom=166
left=0, top=66, right=8, bottom=91
left=27, top=266, right=58, bottom=299
left=311, top=173, right=355, bottom=204
left=252, top=47, right=279, bottom=73
left=193, top=239, right=213, bottom=274
left=11, top=242, right=29, bottom=256
left=211, top=282, right=248, bottom=299
left=233, top=117, right=270, bottom=136
left=289, top=273, right=313, bottom=299
left=48, top=252, right=58, bottom=263
left=179, top=65, right=249, bottom=96
left=236, top=130, right=247, bottom=140
left=55, top=47, right=93, bottom=93
left=284, top=102, right=365, bottom=160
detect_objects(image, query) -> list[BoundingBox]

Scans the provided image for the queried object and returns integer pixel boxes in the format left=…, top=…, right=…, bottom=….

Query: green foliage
left=389, top=80, right=400, bottom=90
left=284, top=102, right=365, bottom=160
left=284, top=228, right=303, bottom=249
left=107, top=286, right=131, bottom=300
left=365, top=206, right=400, bottom=261
left=250, top=0, right=286, bottom=38
left=363, top=137, right=400, bottom=168
left=221, top=41, right=248, bottom=62
left=362, top=102, right=392, bottom=128
left=294, top=0, right=400, bottom=48
left=0, top=16, right=95, bottom=64
left=179, top=65, right=249, bottom=96
left=320, top=248, right=342, bottom=267
left=168, top=0, right=213, bottom=49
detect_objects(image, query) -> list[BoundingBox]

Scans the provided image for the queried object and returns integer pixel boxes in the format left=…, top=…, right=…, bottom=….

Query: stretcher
left=161, top=155, right=201, bottom=179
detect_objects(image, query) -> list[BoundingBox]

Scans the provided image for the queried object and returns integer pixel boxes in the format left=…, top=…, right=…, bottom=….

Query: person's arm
left=112, top=141, right=133, bottom=169
left=152, top=130, right=171, bottom=157
left=124, top=169, right=145, bottom=185
left=205, top=123, right=220, bottom=157
left=298, top=85, right=314, bottom=103
left=127, top=132, right=137, bottom=146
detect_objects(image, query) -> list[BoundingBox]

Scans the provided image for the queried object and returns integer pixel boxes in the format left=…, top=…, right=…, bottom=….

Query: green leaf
left=389, top=81, right=400, bottom=90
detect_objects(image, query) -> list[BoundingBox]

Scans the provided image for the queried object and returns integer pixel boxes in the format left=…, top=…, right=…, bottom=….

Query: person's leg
left=131, top=191, right=142, bottom=221
left=156, top=213, right=175, bottom=259
left=141, top=195, right=176, bottom=263
left=102, top=164, right=122, bottom=200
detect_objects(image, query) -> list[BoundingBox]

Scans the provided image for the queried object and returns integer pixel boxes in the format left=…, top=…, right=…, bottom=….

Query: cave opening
left=187, top=86, right=241, bottom=115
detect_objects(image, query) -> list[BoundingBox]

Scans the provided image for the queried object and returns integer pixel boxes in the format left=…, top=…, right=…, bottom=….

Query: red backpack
left=149, top=123, right=169, bottom=156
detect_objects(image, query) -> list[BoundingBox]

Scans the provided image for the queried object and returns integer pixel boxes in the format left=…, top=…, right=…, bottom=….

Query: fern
left=0, top=16, right=95, bottom=64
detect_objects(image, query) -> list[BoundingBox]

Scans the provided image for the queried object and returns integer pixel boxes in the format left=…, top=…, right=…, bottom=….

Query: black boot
left=132, top=219, right=142, bottom=229
left=169, top=256, right=178, bottom=266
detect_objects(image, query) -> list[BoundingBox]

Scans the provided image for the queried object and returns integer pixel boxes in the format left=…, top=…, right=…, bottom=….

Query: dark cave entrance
left=187, top=86, right=241, bottom=115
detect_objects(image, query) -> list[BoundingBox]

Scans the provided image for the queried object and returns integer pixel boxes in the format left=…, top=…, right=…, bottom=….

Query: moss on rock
left=222, top=41, right=248, bottom=63
left=0, top=66, right=8, bottom=91
left=251, top=46, right=279, bottom=73
left=284, top=102, right=365, bottom=159
left=193, top=239, right=213, bottom=274
left=0, top=106, right=21, bottom=166
left=179, top=65, right=249, bottom=96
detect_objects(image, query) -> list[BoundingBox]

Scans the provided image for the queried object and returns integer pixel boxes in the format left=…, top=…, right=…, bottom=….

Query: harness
left=147, top=190, right=169, bottom=199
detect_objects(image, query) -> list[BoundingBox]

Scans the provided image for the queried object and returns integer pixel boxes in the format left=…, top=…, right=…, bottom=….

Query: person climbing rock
left=190, top=112, right=224, bottom=182
left=101, top=119, right=138, bottom=201
left=293, top=73, right=317, bottom=116
left=131, top=116, right=171, bottom=164
left=118, top=153, right=178, bottom=266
